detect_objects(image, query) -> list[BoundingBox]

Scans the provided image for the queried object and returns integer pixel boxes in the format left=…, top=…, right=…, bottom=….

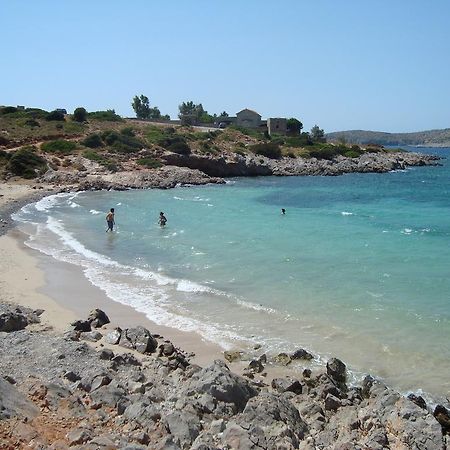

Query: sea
left=13, top=147, right=450, bottom=402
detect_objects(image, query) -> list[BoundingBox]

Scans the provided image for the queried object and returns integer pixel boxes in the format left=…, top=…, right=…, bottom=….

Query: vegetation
left=45, top=110, right=65, bottom=122
left=326, top=128, right=450, bottom=147
left=41, top=140, right=77, bottom=155
left=82, top=134, right=103, bottom=148
left=286, top=118, right=303, bottom=135
left=7, top=146, right=47, bottom=178
left=249, top=142, right=281, bottom=159
left=73, top=107, right=87, bottom=122
left=131, top=94, right=162, bottom=120
left=87, top=110, right=122, bottom=122
left=310, top=125, right=326, bottom=143
left=136, top=157, right=163, bottom=168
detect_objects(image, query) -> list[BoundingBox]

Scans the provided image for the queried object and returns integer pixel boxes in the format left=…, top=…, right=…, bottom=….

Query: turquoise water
left=15, top=148, right=450, bottom=400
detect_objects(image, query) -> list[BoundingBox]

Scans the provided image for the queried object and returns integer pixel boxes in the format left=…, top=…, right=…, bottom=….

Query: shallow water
left=14, top=147, right=450, bottom=401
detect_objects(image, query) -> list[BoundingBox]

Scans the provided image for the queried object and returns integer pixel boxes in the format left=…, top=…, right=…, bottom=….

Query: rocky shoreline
left=36, top=150, right=441, bottom=192
left=0, top=303, right=449, bottom=449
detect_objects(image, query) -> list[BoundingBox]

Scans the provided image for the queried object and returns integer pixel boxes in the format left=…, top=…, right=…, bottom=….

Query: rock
left=187, top=360, right=258, bottom=411
left=164, top=410, right=202, bottom=449
left=434, top=404, right=450, bottom=434
left=302, top=368, right=312, bottom=378
left=64, top=330, right=80, bottom=341
left=80, top=330, right=103, bottom=342
left=63, top=371, right=81, bottom=382
left=124, top=401, right=161, bottom=426
left=98, top=349, right=114, bottom=360
left=326, top=357, right=347, bottom=383
left=408, top=393, right=427, bottom=409
left=66, top=427, right=93, bottom=446
left=291, top=348, right=314, bottom=360
left=159, top=342, right=175, bottom=356
left=274, top=352, right=291, bottom=366
left=324, top=393, right=342, bottom=411
left=248, top=358, right=264, bottom=373
left=105, top=327, right=122, bottom=345
left=271, top=377, right=303, bottom=395
left=90, top=383, right=126, bottom=408
left=0, top=311, right=28, bottom=332
left=87, top=308, right=110, bottom=328
left=223, top=350, right=243, bottom=363
left=119, top=326, right=158, bottom=354
left=91, top=375, right=112, bottom=391
left=71, top=319, right=91, bottom=332
left=0, top=378, right=39, bottom=420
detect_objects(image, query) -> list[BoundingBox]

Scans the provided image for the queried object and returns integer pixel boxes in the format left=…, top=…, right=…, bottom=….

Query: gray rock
left=408, top=393, right=427, bottom=409
left=0, top=377, right=39, bottom=420
left=105, top=327, right=122, bottom=345
left=80, top=330, right=103, bottom=342
left=327, top=357, right=347, bottom=383
left=90, top=383, right=126, bottom=408
left=164, top=410, right=202, bottom=450
left=248, top=358, right=264, bottom=373
left=187, top=360, right=258, bottom=411
left=66, top=427, right=93, bottom=446
left=324, top=393, right=342, bottom=411
left=71, top=319, right=91, bottom=332
left=87, top=308, right=110, bottom=328
left=273, top=352, right=291, bottom=366
left=223, top=350, right=243, bottom=363
left=0, top=311, right=28, bottom=332
left=98, top=349, right=114, bottom=360
left=159, top=342, right=175, bottom=356
left=271, top=377, right=303, bottom=395
left=119, top=326, right=158, bottom=354
left=91, top=374, right=112, bottom=391
left=291, top=348, right=314, bottom=360
left=434, top=404, right=450, bottom=434
left=124, top=401, right=161, bottom=426
left=63, top=371, right=81, bottom=382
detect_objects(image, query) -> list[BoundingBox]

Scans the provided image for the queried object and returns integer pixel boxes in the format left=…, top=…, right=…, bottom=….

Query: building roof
left=236, top=108, right=261, bottom=117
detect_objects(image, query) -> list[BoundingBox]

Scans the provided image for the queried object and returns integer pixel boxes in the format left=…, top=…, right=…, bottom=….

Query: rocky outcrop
left=0, top=303, right=447, bottom=449
left=0, top=304, right=41, bottom=332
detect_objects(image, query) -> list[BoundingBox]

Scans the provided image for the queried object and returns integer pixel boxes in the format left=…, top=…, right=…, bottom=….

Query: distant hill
left=326, top=128, right=450, bottom=147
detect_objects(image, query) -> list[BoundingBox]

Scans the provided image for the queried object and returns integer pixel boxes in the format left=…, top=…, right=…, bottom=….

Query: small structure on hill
left=267, top=118, right=287, bottom=136
left=236, top=109, right=262, bottom=128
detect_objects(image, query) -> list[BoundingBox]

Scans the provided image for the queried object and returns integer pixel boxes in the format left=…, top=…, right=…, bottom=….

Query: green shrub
left=0, top=135, right=10, bottom=146
left=229, top=125, right=264, bottom=139
left=0, top=106, right=19, bottom=115
left=103, top=131, right=143, bottom=153
left=41, top=139, right=77, bottom=154
left=83, top=150, right=103, bottom=162
left=284, top=134, right=313, bottom=147
left=46, top=110, right=65, bottom=121
left=249, top=142, right=281, bottom=159
left=234, top=149, right=245, bottom=156
left=82, top=134, right=103, bottom=148
left=344, top=150, right=361, bottom=158
left=146, top=126, right=166, bottom=144
left=0, top=149, right=11, bottom=160
left=137, top=157, right=163, bottom=168
left=24, top=119, right=40, bottom=127
left=7, top=146, right=47, bottom=178
left=120, top=127, right=135, bottom=137
left=87, top=110, right=122, bottom=121
left=168, top=141, right=191, bottom=155
left=73, top=107, right=87, bottom=122
left=309, top=146, right=338, bottom=160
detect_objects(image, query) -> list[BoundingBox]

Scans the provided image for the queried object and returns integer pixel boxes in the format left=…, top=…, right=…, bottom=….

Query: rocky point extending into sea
left=1, top=303, right=449, bottom=449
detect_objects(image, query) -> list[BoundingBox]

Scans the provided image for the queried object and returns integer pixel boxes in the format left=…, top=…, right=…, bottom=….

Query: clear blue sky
left=1, top=1, right=449, bottom=133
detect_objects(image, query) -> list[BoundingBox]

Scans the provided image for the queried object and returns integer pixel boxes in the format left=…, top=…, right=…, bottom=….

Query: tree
left=132, top=95, right=151, bottom=119
left=310, top=125, right=326, bottom=143
left=46, top=110, right=65, bottom=121
left=73, top=107, right=87, bottom=122
left=219, top=111, right=229, bottom=117
left=286, top=118, right=303, bottom=135
left=178, top=101, right=206, bottom=125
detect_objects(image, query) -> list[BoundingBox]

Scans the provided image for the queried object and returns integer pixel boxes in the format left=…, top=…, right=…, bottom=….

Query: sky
left=1, top=1, right=450, bottom=133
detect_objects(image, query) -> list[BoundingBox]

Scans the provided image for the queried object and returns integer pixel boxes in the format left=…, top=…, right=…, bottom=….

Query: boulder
left=164, top=410, right=202, bottom=449
left=71, top=319, right=91, bottom=332
left=0, top=378, right=39, bottom=420
left=271, top=377, right=303, bottom=395
left=434, top=404, right=450, bottom=434
left=105, top=327, right=122, bottom=345
left=326, top=357, right=346, bottom=383
left=291, top=348, right=314, bottom=360
left=248, top=358, right=264, bottom=373
left=224, top=350, right=243, bottom=363
left=407, top=393, right=427, bottom=410
left=80, top=330, right=103, bottom=342
left=187, top=360, right=257, bottom=412
left=87, top=308, right=110, bottom=328
left=0, top=311, right=28, bottom=332
left=119, top=326, right=158, bottom=354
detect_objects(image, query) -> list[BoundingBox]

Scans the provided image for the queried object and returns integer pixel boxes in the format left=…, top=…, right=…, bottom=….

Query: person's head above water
left=281, top=208, right=286, bottom=214
left=160, top=211, right=164, bottom=216
left=110, top=208, right=115, bottom=213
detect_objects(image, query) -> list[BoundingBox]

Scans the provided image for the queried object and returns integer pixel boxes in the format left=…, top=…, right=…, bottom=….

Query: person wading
left=106, top=208, right=115, bottom=232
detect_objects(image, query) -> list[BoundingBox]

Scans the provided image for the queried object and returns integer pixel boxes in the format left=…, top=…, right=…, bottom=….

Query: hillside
left=326, top=128, right=450, bottom=147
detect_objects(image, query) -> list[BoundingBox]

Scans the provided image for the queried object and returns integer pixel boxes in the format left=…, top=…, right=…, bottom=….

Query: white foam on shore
left=341, top=211, right=353, bottom=216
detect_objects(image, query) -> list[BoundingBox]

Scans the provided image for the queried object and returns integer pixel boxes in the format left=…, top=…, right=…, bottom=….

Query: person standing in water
left=159, top=211, right=167, bottom=227
left=281, top=208, right=286, bottom=215
left=106, top=208, right=115, bottom=232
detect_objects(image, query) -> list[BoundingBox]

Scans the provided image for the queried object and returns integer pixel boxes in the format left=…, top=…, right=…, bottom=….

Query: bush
left=249, top=142, right=281, bottom=159
left=102, top=130, right=143, bottom=153
left=0, top=106, right=18, bottom=115
left=168, top=141, right=191, bottom=155
left=24, top=119, right=40, bottom=127
left=146, top=126, right=167, bottom=144
left=7, top=146, right=47, bottom=178
left=309, top=146, right=338, bottom=160
left=83, top=150, right=103, bottom=162
left=87, top=110, right=122, bottom=122
left=0, top=135, right=10, bottom=146
left=73, top=107, right=87, bottom=122
left=137, top=157, right=163, bottom=168
left=46, top=110, right=65, bottom=121
left=82, top=134, right=103, bottom=148
left=120, top=127, right=135, bottom=137
left=41, top=139, right=77, bottom=155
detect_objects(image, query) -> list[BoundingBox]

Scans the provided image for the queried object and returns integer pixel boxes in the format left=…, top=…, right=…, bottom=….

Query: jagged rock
left=303, top=368, right=312, bottom=378
left=434, top=404, right=450, bottom=434
left=271, top=377, right=303, bottom=395
left=326, top=357, right=347, bottom=383
left=324, top=393, right=342, bottom=411
left=223, top=350, right=243, bottom=363
left=119, top=326, right=158, bottom=353
left=291, top=348, right=314, bottom=360
left=71, top=319, right=91, bottom=332
left=274, top=352, right=291, bottom=366
left=408, top=393, right=427, bottom=409
left=91, top=375, right=112, bottom=391
left=90, top=383, right=126, bottom=408
left=98, top=349, right=114, bottom=360
left=0, top=378, right=39, bottom=420
left=66, top=427, right=93, bottom=446
left=248, top=358, right=264, bottom=373
left=159, top=342, right=175, bottom=356
left=80, top=330, right=103, bottom=342
left=164, top=410, right=202, bottom=449
left=105, top=327, right=122, bottom=345
left=187, top=360, right=257, bottom=412
left=0, top=311, right=28, bottom=332
left=124, top=401, right=161, bottom=426
left=87, top=308, right=110, bottom=328
left=63, top=371, right=81, bottom=382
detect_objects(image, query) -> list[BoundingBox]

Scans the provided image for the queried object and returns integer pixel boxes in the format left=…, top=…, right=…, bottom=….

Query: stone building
left=235, top=109, right=262, bottom=128
left=267, top=118, right=287, bottom=136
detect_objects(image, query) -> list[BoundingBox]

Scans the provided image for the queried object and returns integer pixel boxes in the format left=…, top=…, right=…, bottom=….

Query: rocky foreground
left=1, top=303, right=449, bottom=449
left=38, top=151, right=441, bottom=191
